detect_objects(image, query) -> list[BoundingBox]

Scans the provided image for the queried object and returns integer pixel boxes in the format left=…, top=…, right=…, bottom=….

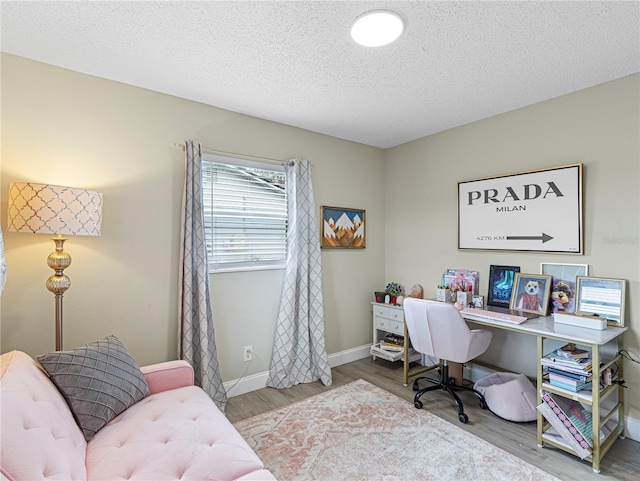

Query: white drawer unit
left=370, top=303, right=427, bottom=384
left=373, top=304, right=404, bottom=335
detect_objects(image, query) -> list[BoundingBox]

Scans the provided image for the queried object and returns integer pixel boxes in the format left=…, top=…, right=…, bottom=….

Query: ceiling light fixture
left=351, top=10, right=404, bottom=47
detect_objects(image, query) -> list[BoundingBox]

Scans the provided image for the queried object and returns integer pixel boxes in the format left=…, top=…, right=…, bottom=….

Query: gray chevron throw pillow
left=38, top=335, right=150, bottom=441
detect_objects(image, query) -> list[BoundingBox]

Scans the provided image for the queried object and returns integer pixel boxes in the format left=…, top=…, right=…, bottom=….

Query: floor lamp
left=7, top=182, right=103, bottom=351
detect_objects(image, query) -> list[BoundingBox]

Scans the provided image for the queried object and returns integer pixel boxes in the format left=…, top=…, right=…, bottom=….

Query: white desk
left=461, top=312, right=627, bottom=473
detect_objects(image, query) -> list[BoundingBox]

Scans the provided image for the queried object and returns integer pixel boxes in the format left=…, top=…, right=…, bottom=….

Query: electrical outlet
left=243, top=345, right=253, bottom=362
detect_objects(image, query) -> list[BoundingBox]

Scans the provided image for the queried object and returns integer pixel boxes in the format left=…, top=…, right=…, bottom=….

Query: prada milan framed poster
left=458, top=164, right=583, bottom=254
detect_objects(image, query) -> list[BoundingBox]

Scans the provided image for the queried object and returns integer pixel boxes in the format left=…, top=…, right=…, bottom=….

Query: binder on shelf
left=537, top=403, right=591, bottom=459
left=540, top=391, right=604, bottom=448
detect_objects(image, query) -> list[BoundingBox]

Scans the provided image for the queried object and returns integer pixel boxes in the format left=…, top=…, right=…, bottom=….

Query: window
left=202, top=154, right=287, bottom=272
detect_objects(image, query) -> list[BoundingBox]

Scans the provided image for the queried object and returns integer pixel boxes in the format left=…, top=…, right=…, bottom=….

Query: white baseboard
left=224, top=370, right=270, bottom=398
left=624, top=414, right=640, bottom=442
left=328, top=344, right=372, bottom=367
left=225, top=344, right=372, bottom=398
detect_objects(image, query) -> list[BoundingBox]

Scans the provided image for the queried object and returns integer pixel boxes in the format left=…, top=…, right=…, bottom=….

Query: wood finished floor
left=226, top=357, right=639, bottom=481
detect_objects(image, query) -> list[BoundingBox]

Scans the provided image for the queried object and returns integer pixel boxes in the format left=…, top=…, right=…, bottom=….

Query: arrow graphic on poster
left=506, top=233, right=554, bottom=243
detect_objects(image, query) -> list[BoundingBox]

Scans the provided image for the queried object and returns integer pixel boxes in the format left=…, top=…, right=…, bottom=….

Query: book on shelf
left=540, top=354, right=592, bottom=372
left=542, top=351, right=592, bottom=366
left=541, top=365, right=592, bottom=378
left=537, top=404, right=592, bottom=459
left=556, top=343, right=590, bottom=359
left=548, top=372, right=592, bottom=386
left=383, top=333, right=404, bottom=345
left=379, top=341, right=403, bottom=352
left=543, top=366, right=591, bottom=382
left=548, top=378, right=592, bottom=393
left=540, top=391, right=604, bottom=448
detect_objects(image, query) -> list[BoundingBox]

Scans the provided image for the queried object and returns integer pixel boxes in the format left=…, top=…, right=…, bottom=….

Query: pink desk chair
left=403, top=298, right=492, bottom=423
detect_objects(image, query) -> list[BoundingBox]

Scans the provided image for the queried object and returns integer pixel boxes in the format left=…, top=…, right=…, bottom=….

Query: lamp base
left=46, top=235, right=71, bottom=351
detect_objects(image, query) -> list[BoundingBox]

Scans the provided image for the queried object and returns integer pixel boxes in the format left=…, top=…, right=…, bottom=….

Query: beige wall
left=384, top=74, right=640, bottom=421
left=2, top=54, right=639, bottom=426
left=0, top=53, right=385, bottom=381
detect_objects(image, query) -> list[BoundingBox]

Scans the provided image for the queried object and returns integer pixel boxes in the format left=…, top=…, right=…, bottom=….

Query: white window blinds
left=202, top=155, right=287, bottom=271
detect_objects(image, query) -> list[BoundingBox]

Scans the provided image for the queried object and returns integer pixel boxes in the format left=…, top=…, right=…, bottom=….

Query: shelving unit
left=536, top=337, right=625, bottom=473
left=370, top=302, right=434, bottom=385
left=461, top=312, right=626, bottom=474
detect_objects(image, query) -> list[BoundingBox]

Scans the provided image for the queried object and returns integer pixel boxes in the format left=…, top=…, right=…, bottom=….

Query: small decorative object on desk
left=472, top=295, right=484, bottom=308
left=442, top=269, right=479, bottom=294
left=436, top=286, right=452, bottom=302
left=385, top=282, right=403, bottom=304
left=409, top=284, right=424, bottom=299
left=456, top=290, right=472, bottom=308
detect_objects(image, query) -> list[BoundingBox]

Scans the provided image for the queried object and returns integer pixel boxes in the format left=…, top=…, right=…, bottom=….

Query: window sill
left=210, top=264, right=286, bottom=274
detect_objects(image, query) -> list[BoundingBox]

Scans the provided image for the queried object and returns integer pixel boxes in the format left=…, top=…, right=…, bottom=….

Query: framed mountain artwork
left=320, top=206, right=366, bottom=249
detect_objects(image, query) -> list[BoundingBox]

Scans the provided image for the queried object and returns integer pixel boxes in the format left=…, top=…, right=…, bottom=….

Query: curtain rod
left=174, top=142, right=285, bottom=167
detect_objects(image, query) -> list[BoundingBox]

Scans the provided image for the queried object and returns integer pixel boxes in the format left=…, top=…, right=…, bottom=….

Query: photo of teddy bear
left=550, top=280, right=576, bottom=313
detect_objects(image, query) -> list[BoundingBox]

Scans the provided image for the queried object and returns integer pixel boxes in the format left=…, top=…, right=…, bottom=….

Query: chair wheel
left=414, top=400, right=423, bottom=409
left=458, top=413, right=468, bottom=423
left=413, top=381, right=419, bottom=391
left=479, top=400, right=488, bottom=409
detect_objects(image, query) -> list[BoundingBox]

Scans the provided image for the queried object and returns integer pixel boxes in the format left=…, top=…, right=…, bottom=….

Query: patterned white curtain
left=178, top=140, right=227, bottom=410
left=267, top=159, right=332, bottom=388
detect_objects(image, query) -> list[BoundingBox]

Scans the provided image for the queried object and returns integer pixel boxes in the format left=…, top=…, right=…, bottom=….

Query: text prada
left=467, top=182, right=564, bottom=205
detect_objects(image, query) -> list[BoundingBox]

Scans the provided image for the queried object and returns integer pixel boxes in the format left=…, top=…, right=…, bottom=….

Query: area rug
left=234, top=379, right=560, bottom=481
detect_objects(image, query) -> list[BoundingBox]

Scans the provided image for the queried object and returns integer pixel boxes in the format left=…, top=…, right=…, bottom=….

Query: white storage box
left=553, top=312, right=607, bottom=330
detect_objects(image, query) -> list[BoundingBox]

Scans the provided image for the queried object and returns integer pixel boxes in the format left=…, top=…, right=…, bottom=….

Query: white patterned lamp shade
left=7, top=183, right=103, bottom=236
left=7, top=182, right=103, bottom=351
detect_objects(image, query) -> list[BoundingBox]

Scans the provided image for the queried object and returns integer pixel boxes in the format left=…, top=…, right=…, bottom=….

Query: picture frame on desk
left=510, top=273, right=552, bottom=316
left=472, top=295, right=484, bottom=308
left=575, top=276, right=626, bottom=327
left=540, top=263, right=588, bottom=314
left=487, top=265, right=520, bottom=308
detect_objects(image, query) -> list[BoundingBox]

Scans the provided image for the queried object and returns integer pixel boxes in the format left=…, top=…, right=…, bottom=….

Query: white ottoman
left=474, top=372, right=537, bottom=422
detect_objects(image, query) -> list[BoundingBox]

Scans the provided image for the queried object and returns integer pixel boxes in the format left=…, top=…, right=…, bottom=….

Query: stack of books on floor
left=541, top=343, right=593, bottom=392
left=537, top=390, right=606, bottom=459
left=380, top=333, right=404, bottom=351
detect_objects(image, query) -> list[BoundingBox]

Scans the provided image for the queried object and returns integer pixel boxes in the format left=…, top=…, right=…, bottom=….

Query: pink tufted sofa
left=0, top=350, right=276, bottom=481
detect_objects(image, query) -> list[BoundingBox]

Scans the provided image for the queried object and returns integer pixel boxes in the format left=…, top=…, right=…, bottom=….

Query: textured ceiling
left=1, top=1, right=639, bottom=149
